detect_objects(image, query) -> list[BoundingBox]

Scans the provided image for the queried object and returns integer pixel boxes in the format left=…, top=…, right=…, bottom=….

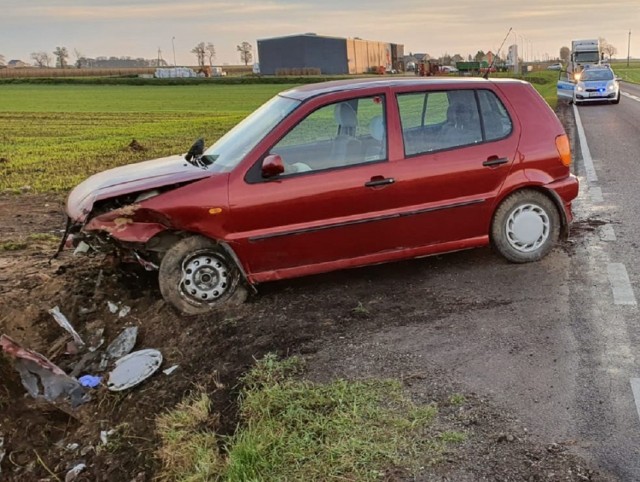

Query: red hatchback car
left=64, top=78, right=578, bottom=314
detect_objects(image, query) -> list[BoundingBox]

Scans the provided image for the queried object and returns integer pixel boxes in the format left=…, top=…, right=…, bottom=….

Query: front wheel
left=491, top=190, right=560, bottom=263
left=611, top=93, right=620, bottom=104
left=159, top=236, right=247, bottom=315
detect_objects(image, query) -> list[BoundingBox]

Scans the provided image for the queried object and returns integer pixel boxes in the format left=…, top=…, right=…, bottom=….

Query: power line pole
left=628, top=30, right=632, bottom=67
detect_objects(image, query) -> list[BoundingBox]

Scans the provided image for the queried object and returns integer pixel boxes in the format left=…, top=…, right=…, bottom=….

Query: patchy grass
left=0, top=241, right=27, bottom=251
left=449, top=393, right=466, bottom=406
left=156, top=391, right=224, bottom=481
left=156, top=355, right=470, bottom=481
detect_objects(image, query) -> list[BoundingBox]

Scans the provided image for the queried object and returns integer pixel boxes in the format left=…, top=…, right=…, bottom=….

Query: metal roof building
left=257, top=33, right=404, bottom=75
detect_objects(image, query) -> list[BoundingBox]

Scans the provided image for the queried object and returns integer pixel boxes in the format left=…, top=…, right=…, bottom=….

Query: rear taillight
left=555, top=134, right=571, bottom=167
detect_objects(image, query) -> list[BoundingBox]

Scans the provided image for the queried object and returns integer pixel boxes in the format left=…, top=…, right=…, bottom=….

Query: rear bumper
left=546, top=174, right=579, bottom=226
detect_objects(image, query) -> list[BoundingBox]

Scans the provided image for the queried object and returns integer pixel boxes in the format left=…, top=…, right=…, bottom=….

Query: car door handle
left=365, top=176, right=395, bottom=187
left=483, top=156, right=509, bottom=167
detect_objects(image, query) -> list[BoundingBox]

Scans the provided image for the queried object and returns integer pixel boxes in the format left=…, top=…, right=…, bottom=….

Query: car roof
left=279, top=77, right=528, bottom=101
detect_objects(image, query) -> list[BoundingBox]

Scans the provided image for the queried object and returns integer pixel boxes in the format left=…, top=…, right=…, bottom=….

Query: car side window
left=270, top=96, right=386, bottom=175
left=398, top=89, right=511, bottom=156
left=477, top=90, right=512, bottom=141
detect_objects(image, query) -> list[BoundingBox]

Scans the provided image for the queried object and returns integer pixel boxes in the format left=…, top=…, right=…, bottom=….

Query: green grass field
left=0, top=84, right=293, bottom=191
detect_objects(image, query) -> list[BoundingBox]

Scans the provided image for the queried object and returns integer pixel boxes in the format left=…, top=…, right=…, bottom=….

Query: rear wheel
left=159, top=236, right=247, bottom=315
left=491, top=190, right=560, bottom=263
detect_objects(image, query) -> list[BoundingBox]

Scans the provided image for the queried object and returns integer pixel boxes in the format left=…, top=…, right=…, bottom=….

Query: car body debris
left=105, top=326, right=138, bottom=359
left=49, top=306, right=85, bottom=347
left=107, top=301, right=131, bottom=318
left=65, top=462, right=86, bottom=482
left=163, top=364, right=179, bottom=375
left=0, top=334, right=89, bottom=408
left=0, top=433, right=5, bottom=477
left=108, top=349, right=163, bottom=391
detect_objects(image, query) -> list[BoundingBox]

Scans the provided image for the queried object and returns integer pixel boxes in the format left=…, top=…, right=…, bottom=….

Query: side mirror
left=262, top=154, right=285, bottom=178
left=186, top=138, right=205, bottom=161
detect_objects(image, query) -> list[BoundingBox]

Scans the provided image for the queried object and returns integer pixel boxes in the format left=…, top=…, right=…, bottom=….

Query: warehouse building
left=257, top=33, right=404, bottom=75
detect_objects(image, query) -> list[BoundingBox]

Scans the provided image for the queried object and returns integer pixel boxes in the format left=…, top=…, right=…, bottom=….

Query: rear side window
left=477, top=90, right=512, bottom=141
left=397, top=89, right=512, bottom=156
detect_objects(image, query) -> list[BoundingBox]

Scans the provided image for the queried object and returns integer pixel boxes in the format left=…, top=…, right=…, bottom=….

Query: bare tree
left=559, top=46, right=570, bottom=62
left=73, top=49, right=87, bottom=68
left=205, top=42, right=216, bottom=66
left=53, top=46, right=69, bottom=68
left=31, top=51, right=52, bottom=67
left=474, top=50, right=485, bottom=62
left=602, top=42, right=617, bottom=59
left=191, top=42, right=206, bottom=68
left=237, top=41, right=253, bottom=66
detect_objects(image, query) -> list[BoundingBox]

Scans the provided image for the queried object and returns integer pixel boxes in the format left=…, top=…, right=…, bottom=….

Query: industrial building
left=257, top=33, right=404, bottom=75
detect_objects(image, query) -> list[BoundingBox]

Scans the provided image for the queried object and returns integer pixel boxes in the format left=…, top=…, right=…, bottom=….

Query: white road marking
left=607, top=263, right=637, bottom=305
left=589, top=186, right=604, bottom=203
left=600, top=225, right=617, bottom=242
left=621, top=92, right=640, bottom=102
left=630, top=379, right=640, bottom=422
left=572, top=104, right=598, bottom=183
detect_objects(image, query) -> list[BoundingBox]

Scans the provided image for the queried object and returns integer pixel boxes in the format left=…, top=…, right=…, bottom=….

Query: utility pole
left=628, top=30, right=631, bottom=68
left=172, top=36, right=177, bottom=67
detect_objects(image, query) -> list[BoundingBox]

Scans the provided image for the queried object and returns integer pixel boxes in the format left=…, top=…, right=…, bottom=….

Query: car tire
left=611, top=93, right=620, bottom=104
left=159, top=235, right=248, bottom=315
left=491, top=190, right=560, bottom=263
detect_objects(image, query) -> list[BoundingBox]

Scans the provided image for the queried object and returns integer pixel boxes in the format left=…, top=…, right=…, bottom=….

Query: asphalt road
left=309, top=82, right=640, bottom=480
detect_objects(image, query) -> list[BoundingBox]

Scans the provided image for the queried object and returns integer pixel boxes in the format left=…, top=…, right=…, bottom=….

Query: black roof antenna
left=484, top=27, right=512, bottom=79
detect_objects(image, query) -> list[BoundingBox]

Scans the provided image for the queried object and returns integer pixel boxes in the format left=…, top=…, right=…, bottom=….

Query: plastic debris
left=66, top=443, right=79, bottom=452
left=107, top=301, right=119, bottom=314
left=100, top=429, right=115, bottom=445
left=73, top=241, right=90, bottom=255
left=106, top=327, right=138, bottom=359
left=86, top=327, right=105, bottom=353
left=78, top=375, right=102, bottom=388
left=118, top=305, right=131, bottom=318
left=0, top=433, right=5, bottom=477
left=163, top=364, right=179, bottom=376
left=107, top=349, right=163, bottom=391
left=0, top=334, right=89, bottom=408
left=49, top=306, right=85, bottom=347
left=65, top=463, right=86, bottom=482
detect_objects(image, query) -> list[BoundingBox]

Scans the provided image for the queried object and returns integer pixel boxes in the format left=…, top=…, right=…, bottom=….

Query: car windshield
left=203, top=95, right=300, bottom=172
left=581, top=69, right=614, bottom=81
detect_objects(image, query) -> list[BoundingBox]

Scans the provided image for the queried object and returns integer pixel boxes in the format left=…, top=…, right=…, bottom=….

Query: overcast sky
left=2, top=0, right=638, bottom=66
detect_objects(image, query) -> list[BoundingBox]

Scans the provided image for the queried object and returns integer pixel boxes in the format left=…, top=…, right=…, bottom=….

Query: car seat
left=331, top=102, right=362, bottom=166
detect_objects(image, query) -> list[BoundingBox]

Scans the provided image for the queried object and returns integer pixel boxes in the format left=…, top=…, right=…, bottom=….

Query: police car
left=573, top=65, right=620, bottom=105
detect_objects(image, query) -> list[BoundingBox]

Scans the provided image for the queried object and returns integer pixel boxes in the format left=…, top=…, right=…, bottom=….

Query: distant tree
left=602, top=41, right=617, bottom=59
left=53, top=46, right=69, bottom=68
left=205, top=42, right=216, bottom=66
left=559, top=46, right=570, bottom=62
left=0, top=54, right=5, bottom=66
left=474, top=50, right=485, bottom=62
left=31, top=51, right=52, bottom=67
left=191, top=42, right=206, bottom=68
left=440, top=53, right=452, bottom=65
left=237, top=41, right=253, bottom=66
left=73, top=49, right=87, bottom=68
left=451, top=54, right=463, bottom=63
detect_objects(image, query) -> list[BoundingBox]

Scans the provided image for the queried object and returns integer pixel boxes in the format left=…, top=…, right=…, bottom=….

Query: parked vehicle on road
left=547, top=63, right=563, bottom=71
left=63, top=78, right=579, bottom=314
left=557, top=64, right=620, bottom=105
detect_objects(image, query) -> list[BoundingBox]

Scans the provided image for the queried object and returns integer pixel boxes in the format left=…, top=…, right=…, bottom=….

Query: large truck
left=570, top=39, right=603, bottom=74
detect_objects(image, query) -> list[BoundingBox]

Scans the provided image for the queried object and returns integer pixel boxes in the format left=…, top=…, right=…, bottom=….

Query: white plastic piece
left=107, top=349, right=163, bottom=391
left=163, top=365, right=179, bottom=376
left=49, top=306, right=85, bottom=346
